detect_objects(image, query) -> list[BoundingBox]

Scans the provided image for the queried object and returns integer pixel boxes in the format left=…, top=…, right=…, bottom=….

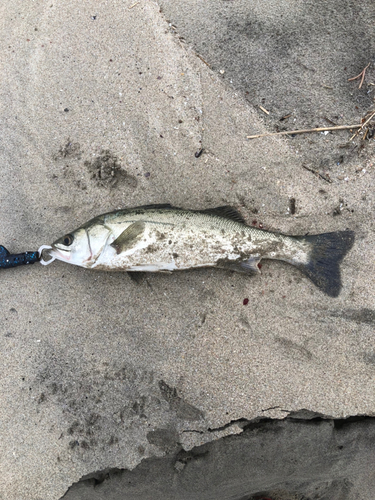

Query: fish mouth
left=50, top=245, right=72, bottom=262
left=52, top=244, right=96, bottom=267
left=38, top=244, right=71, bottom=266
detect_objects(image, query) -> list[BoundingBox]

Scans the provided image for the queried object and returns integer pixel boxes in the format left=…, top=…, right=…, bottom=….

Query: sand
left=0, top=1, right=374, bottom=499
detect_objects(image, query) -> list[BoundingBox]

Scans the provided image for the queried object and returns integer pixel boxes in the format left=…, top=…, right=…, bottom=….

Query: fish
left=43, top=204, right=355, bottom=297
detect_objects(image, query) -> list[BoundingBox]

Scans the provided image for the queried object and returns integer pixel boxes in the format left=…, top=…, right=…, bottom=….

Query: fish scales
left=46, top=205, right=355, bottom=297
left=84, top=209, right=299, bottom=272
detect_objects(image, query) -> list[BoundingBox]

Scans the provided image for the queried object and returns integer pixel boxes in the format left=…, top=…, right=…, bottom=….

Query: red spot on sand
left=252, top=220, right=257, bottom=226
left=257, top=263, right=262, bottom=269
left=243, top=298, right=249, bottom=305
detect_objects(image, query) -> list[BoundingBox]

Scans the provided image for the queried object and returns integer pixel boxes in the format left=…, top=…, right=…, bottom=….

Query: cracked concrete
left=0, top=0, right=374, bottom=499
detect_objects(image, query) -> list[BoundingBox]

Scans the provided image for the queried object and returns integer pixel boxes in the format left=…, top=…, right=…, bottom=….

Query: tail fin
left=295, top=231, right=355, bottom=297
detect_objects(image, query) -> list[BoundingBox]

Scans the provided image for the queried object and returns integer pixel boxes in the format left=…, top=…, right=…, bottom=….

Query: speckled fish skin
left=49, top=205, right=355, bottom=297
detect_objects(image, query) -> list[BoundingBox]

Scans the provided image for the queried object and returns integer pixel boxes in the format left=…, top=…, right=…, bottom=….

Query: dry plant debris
left=348, top=63, right=370, bottom=89
left=247, top=124, right=361, bottom=140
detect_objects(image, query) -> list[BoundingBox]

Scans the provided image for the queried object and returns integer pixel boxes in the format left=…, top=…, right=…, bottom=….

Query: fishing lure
left=0, top=245, right=40, bottom=269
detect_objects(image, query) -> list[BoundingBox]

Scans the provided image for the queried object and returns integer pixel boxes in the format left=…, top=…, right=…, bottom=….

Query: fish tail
left=294, top=230, right=355, bottom=297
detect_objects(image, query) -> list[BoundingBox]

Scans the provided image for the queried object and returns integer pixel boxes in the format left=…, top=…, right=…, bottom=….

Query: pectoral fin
left=110, top=221, right=145, bottom=254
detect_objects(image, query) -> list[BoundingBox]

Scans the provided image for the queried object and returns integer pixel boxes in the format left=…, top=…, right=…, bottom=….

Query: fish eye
left=63, top=234, right=74, bottom=246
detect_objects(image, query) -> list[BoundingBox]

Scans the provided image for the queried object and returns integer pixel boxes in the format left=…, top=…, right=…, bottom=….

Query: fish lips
left=50, top=245, right=72, bottom=262
left=50, top=244, right=96, bottom=267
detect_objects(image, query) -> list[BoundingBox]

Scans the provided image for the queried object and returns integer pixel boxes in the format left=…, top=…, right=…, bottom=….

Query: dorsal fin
left=134, top=204, right=173, bottom=210
left=115, top=204, right=246, bottom=223
left=199, top=206, right=246, bottom=224
left=0, top=245, right=10, bottom=258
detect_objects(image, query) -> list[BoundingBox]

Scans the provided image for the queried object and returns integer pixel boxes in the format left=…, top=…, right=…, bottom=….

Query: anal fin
left=217, top=255, right=261, bottom=274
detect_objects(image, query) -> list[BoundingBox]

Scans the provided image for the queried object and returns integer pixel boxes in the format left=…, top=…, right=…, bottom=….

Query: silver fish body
left=48, top=205, right=355, bottom=297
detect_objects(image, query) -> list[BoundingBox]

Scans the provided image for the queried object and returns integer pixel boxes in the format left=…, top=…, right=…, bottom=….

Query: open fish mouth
left=38, top=245, right=71, bottom=265
left=38, top=245, right=56, bottom=265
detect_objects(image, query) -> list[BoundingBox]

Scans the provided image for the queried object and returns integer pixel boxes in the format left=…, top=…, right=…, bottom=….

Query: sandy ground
left=0, top=1, right=374, bottom=499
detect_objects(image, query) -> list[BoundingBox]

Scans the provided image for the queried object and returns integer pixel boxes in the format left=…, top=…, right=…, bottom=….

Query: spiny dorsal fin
left=0, top=246, right=10, bottom=258
left=199, top=206, right=246, bottom=224
left=110, top=221, right=145, bottom=254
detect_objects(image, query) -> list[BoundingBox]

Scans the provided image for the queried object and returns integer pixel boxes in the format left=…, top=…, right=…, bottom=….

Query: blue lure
left=0, top=245, right=40, bottom=269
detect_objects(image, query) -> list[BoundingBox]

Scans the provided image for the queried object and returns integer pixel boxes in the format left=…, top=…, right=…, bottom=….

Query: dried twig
left=349, top=110, right=375, bottom=141
left=197, top=54, right=210, bottom=67
left=302, top=165, right=332, bottom=183
left=348, top=63, right=370, bottom=89
left=323, top=116, right=337, bottom=126
left=247, top=124, right=361, bottom=140
left=128, top=1, right=140, bottom=8
left=259, top=105, right=269, bottom=115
